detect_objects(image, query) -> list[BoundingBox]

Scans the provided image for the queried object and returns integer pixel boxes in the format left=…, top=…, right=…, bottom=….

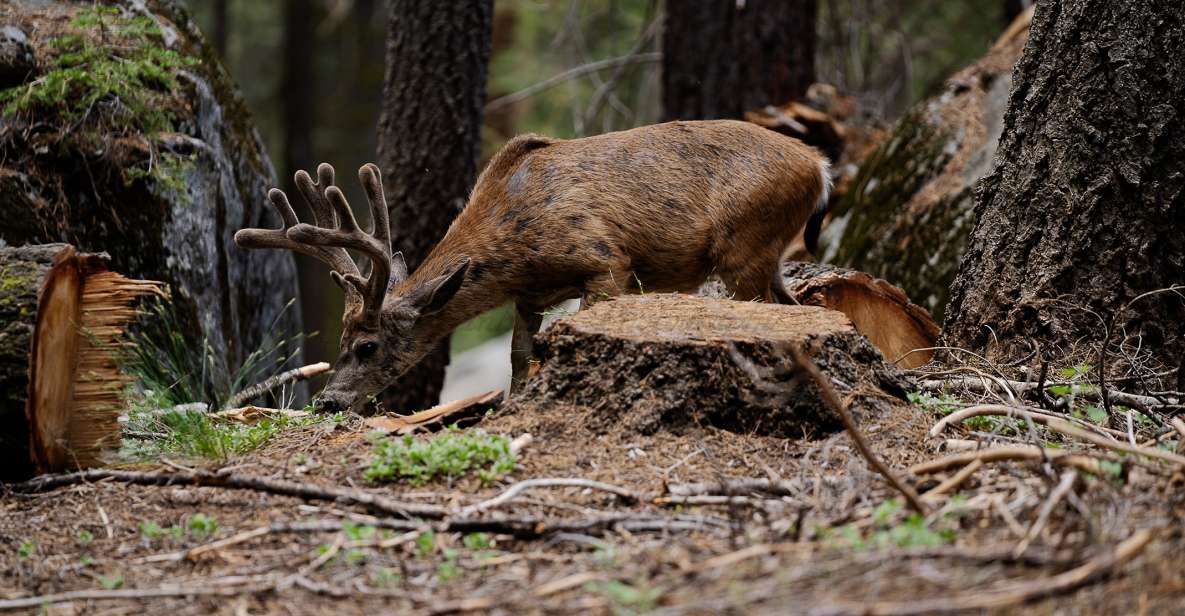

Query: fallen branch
left=918, top=375, right=1177, bottom=413
left=665, top=477, right=813, bottom=498
left=921, top=459, right=983, bottom=500
left=786, top=346, right=928, bottom=515
left=0, top=581, right=274, bottom=610
left=225, top=362, right=331, bottom=409
left=456, top=478, right=639, bottom=517
left=12, top=468, right=446, bottom=519
left=911, top=446, right=1105, bottom=476
left=1042, top=416, right=1185, bottom=468
left=929, top=404, right=1127, bottom=440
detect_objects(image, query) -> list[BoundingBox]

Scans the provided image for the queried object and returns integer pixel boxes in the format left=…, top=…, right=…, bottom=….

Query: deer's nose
left=312, top=396, right=346, bottom=414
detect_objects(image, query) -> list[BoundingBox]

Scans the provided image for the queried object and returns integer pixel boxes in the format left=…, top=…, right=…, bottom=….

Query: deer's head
left=235, top=163, right=469, bottom=413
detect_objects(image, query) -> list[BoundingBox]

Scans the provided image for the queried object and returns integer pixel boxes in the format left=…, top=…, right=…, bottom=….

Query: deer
left=235, top=119, right=831, bottom=413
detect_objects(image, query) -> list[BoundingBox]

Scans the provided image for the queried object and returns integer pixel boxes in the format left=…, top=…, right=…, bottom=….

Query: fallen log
left=513, top=294, right=908, bottom=438
left=780, top=262, right=939, bottom=368
left=0, top=244, right=161, bottom=480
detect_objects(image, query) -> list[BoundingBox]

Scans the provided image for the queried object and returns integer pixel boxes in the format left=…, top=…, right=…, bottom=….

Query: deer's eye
left=356, top=341, right=379, bottom=360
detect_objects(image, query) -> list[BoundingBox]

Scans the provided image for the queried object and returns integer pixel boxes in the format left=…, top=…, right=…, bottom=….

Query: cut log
left=815, top=8, right=1034, bottom=316
left=0, top=244, right=161, bottom=480
left=780, top=262, right=939, bottom=369
left=514, top=294, right=908, bottom=439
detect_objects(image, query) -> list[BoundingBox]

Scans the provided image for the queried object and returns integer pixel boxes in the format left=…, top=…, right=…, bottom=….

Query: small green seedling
left=17, top=541, right=35, bottom=560
left=342, top=521, right=377, bottom=542
left=77, top=529, right=94, bottom=544
left=187, top=513, right=218, bottom=540
left=99, top=573, right=124, bottom=590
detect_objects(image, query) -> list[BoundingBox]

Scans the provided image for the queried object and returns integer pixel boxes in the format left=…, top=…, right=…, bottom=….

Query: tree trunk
left=662, top=0, right=816, bottom=121
left=0, top=245, right=161, bottom=481
left=815, top=9, right=1032, bottom=317
left=377, top=0, right=493, bottom=411
left=282, top=0, right=314, bottom=184
left=943, top=0, right=1185, bottom=371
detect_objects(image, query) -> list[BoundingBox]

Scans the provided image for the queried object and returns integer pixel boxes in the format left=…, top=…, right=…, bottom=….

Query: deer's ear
left=407, top=258, right=470, bottom=317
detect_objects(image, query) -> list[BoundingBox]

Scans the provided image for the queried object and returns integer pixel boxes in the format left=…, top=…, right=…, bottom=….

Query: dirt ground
left=3, top=369, right=1184, bottom=615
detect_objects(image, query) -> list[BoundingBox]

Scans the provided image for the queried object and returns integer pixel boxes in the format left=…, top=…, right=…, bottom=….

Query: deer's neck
left=393, top=232, right=508, bottom=344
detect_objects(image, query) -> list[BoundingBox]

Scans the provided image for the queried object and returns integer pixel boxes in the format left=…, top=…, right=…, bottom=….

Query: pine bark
left=377, top=0, right=493, bottom=411
left=662, top=0, right=817, bottom=121
left=943, top=0, right=1185, bottom=368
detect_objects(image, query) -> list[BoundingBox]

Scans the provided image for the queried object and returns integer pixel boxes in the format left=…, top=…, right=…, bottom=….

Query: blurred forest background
left=182, top=0, right=1018, bottom=380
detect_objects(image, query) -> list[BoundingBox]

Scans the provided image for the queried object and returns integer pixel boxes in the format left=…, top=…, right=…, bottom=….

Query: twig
left=911, top=446, right=1104, bottom=476
left=225, top=362, right=330, bottom=409
left=666, top=477, right=811, bottom=498
left=0, top=581, right=274, bottom=610
left=457, top=478, right=639, bottom=517
left=13, top=468, right=446, bottom=519
left=1013, top=470, right=1077, bottom=557
left=1041, top=416, right=1185, bottom=468
left=918, top=375, right=1177, bottom=413
left=485, top=52, right=661, bottom=112
left=921, top=459, right=983, bottom=500
left=929, top=404, right=1127, bottom=440
left=786, top=345, right=928, bottom=515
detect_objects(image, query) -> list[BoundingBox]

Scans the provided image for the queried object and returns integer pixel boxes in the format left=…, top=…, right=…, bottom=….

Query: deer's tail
left=803, top=157, right=833, bottom=256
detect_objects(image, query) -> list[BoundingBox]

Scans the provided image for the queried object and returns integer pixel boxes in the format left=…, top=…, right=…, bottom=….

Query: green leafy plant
left=371, top=567, right=400, bottom=587
left=98, top=573, right=124, bottom=590
left=16, top=541, right=35, bottom=560
left=364, top=429, right=516, bottom=485
left=186, top=514, right=218, bottom=540
left=415, top=530, right=436, bottom=558
left=79, top=554, right=95, bottom=567
left=907, top=391, right=963, bottom=416
left=463, top=533, right=493, bottom=551
left=77, top=529, right=94, bottom=544
left=342, top=521, right=377, bottom=542
left=827, top=499, right=957, bottom=551
left=590, top=580, right=662, bottom=616
left=436, top=548, right=461, bottom=582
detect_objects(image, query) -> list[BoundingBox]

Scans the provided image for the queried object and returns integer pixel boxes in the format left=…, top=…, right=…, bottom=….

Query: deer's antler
left=235, top=163, right=406, bottom=325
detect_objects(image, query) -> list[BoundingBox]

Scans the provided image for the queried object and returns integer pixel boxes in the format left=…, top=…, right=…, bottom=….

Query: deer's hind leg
left=510, top=302, right=544, bottom=393
left=719, top=245, right=790, bottom=303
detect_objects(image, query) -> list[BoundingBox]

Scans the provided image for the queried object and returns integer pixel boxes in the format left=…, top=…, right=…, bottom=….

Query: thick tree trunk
left=944, top=1, right=1185, bottom=370
left=282, top=0, right=314, bottom=185
left=377, top=0, right=493, bottom=411
left=815, top=10, right=1032, bottom=317
left=662, top=0, right=816, bottom=121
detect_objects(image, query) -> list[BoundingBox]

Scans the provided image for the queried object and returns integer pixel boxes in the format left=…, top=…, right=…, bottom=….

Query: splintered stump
left=780, top=262, right=939, bottom=368
left=0, top=244, right=160, bottom=480
left=517, top=294, right=908, bottom=439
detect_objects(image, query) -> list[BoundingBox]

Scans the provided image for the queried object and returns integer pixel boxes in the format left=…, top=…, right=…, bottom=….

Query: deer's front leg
left=510, top=303, right=544, bottom=393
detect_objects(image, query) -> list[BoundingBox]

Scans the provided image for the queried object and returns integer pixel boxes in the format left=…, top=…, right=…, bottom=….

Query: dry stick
left=225, top=362, right=331, bottom=409
left=1013, top=470, right=1077, bottom=557
left=929, top=404, right=1128, bottom=440
left=666, top=477, right=812, bottom=498
left=921, top=459, right=984, bottom=500
left=13, top=468, right=447, bottom=519
left=1042, top=416, right=1185, bottom=468
left=457, top=478, right=640, bottom=517
left=833, top=529, right=1153, bottom=616
left=786, top=346, right=928, bottom=515
left=0, top=583, right=274, bottom=610
left=911, top=446, right=1105, bottom=476
left=917, top=376, right=1176, bottom=413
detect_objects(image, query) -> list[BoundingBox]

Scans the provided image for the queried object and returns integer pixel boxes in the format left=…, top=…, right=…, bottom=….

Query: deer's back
left=441, top=120, right=825, bottom=296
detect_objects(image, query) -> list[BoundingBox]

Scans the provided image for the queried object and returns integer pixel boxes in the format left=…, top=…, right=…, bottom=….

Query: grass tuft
left=364, top=429, right=516, bottom=485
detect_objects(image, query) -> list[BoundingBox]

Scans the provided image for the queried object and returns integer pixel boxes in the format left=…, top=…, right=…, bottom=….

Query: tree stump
left=781, top=262, right=939, bottom=368
left=516, top=294, right=908, bottom=439
left=0, top=244, right=161, bottom=480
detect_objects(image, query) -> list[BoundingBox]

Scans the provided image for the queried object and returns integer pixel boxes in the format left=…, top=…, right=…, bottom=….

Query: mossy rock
left=0, top=1, right=301, bottom=383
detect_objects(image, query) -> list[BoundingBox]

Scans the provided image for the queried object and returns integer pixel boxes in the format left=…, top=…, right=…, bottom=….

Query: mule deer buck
left=236, top=120, right=830, bottom=412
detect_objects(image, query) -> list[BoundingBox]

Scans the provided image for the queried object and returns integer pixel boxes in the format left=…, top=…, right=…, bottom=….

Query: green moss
left=364, top=429, right=517, bottom=485
left=0, top=6, right=199, bottom=194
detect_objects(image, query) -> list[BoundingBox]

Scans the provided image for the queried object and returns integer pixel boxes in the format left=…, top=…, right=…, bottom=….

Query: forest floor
left=3, top=359, right=1185, bottom=614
